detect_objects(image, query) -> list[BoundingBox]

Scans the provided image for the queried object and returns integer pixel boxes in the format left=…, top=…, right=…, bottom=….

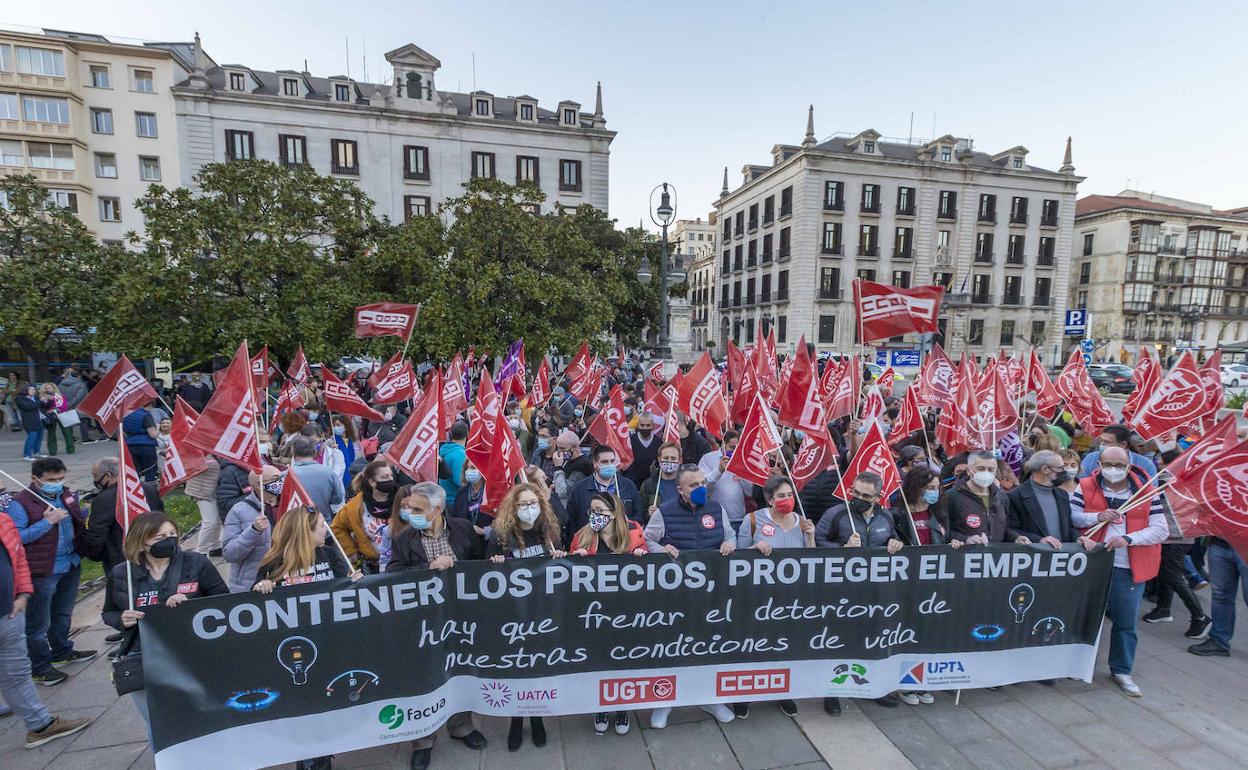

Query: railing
left=972, top=293, right=993, bottom=305
left=821, top=245, right=843, bottom=256
left=1010, top=214, right=1028, bottom=225
left=896, top=206, right=916, bottom=216
left=978, top=212, right=997, bottom=223
left=1006, top=253, right=1026, bottom=265
left=1124, top=270, right=1154, bottom=282
left=1032, top=296, right=1052, bottom=307
left=860, top=204, right=880, bottom=214
left=1002, top=294, right=1022, bottom=305
left=1036, top=255, right=1056, bottom=266
left=974, top=252, right=995, bottom=264
left=893, top=248, right=913, bottom=260
left=823, top=201, right=843, bottom=212
left=1122, top=301, right=1153, bottom=312
left=858, top=247, right=879, bottom=257
left=1040, top=216, right=1058, bottom=227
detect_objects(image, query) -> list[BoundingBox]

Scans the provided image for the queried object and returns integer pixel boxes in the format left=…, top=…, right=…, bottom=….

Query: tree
left=0, top=175, right=105, bottom=377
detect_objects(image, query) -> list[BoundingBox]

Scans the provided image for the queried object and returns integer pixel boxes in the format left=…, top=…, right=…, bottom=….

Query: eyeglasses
left=589, top=507, right=612, bottom=515
left=1101, top=462, right=1128, bottom=470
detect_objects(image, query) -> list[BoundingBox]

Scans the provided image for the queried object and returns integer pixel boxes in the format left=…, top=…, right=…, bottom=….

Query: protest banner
left=143, top=546, right=1111, bottom=769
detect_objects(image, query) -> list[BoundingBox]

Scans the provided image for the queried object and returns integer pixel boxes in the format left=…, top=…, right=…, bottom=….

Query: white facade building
left=173, top=39, right=614, bottom=220
left=714, top=107, right=1082, bottom=364
left=670, top=216, right=716, bottom=361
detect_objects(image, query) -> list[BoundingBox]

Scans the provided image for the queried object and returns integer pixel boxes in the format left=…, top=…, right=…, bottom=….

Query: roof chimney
left=188, top=31, right=209, bottom=89
left=592, top=81, right=605, bottom=128
left=721, top=166, right=729, bottom=197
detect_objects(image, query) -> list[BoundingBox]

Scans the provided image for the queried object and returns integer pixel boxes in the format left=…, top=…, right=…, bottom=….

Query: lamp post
left=640, top=182, right=680, bottom=360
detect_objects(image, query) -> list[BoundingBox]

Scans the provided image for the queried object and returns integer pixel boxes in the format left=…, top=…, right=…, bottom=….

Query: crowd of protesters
left=0, top=348, right=1246, bottom=770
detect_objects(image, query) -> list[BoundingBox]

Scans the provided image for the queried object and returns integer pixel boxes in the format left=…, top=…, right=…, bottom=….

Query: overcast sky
left=8, top=0, right=1247, bottom=229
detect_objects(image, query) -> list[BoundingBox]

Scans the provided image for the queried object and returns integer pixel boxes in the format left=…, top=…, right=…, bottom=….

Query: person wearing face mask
left=625, top=412, right=661, bottom=488
left=81, top=458, right=164, bottom=577
left=6, top=458, right=95, bottom=686
left=220, top=466, right=282, bottom=592
left=438, top=421, right=470, bottom=508
left=1057, top=450, right=1081, bottom=494
left=330, top=416, right=362, bottom=490
left=101, top=512, right=228, bottom=733
left=642, top=465, right=736, bottom=728
left=330, top=460, right=397, bottom=574
left=1077, top=424, right=1157, bottom=479
left=566, top=445, right=646, bottom=532
left=893, top=466, right=949, bottom=548
left=176, top=371, right=212, bottom=412
left=15, top=385, right=44, bottom=462
left=451, top=460, right=488, bottom=526
left=505, top=407, right=534, bottom=458
left=1070, top=445, right=1167, bottom=697
left=289, top=437, right=344, bottom=524
left=698, top=430, right=753, bottom=530
left=640, top=442, right=684, bottom=515
left=944, top=451, right=1028, bottom=546
left=298, top=423, right=346, bottom=499
left=1006, top=450, right=1075, bottom=550
left=814, top=472, right=905, bottom=552
left=387, top=482, right=487, bottom=768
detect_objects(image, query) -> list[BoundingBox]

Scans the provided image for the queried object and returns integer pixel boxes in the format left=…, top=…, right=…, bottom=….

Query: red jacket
left=1077, top=470, right=1161, bottom=583
left=0, top=513, right=35, bottom=599
left=574, top=520, right=646, bottom=555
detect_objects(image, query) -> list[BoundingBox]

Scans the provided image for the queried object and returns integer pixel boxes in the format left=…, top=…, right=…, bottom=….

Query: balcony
left=972, top=293, right=993, bottom=305
left=1036, top=254, right=1056, bottom=267
left=858, top=247, right=879, bottom=258
left=823, top=201, right=844, bottom=212
left=821, top=244, right=843, bottom=256
left=1040, top=216, right=1058, bottom=228
left=1124, top=270, right=1155, bottom=282
left=974, top=251, right=995, bottom=264
left=748, top=219, right=758, bottom=231
left=896, top=206, right=916, bottom=217
left=818, top=290, right=842, bottom=300
left=1156, top=243, right=1185, bottom=256
left=860, top=203, right=881, bottom=215
left=945, top=292, right=972, bottom=306
left=1002, top=294, right=1022, bottom=306
left=978, top=211, right=997, bottom=224
left=1122, top=301, right=1154, bottom=313
left=893, top=248, right=913, bottom=260
left=779, top=204, right=793, bottom=218
left=938, top=210, right=957, bottom=221
left=1032, top=296, right=1052, bottom=307
left=1006, top=253, right=1026, bottom=266
left=1010, top=214, right=1028, bottom=226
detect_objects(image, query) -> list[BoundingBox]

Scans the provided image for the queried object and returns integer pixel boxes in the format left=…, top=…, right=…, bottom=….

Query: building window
left=279, top=134, right=307, bottom=166
left=1041, top=199, right=1059, bottom=226
left=780, top=186, right=793, bottom=217
left=519, top=103, right=534, bottom=121
left=818, top=315, right=837, bottom=343
left=733, top=281, right=741, bottom=307
left=1031, top=320, right=1046, bottom=344
left=331, top=139, right=359, bottom=174
left=90, top=107, right=113, bottom=134
left=748, top=203, right=759, bottom=230
left=99, top=196, right=121, bottom=222
left=896, top=186, right=915, bottom=215
left=28, top=142, right=74, bottom=170
left=938, top=229, right=951, bottom=251
left=46, top=189, right=77, bottom=212
left=734, top=211, right=744, bottom=237
left=1000, top=320, right=1015, bottom=345
left=1010, top=196, right=1029, bottom=224
left=763, top=196, right=775, bottom=223
left=892, top=270, right=911, bottom=288
left=1012, top=156, right=1023, bottom=169
left=746, top=320, right=755, bottom=343
left=863, top=140, right=875, bottom=154
left=857, top=268, right=877, bottom=282
left=721, top=284, right=730, bottom=307
left=940, top=147, right=952, bottom=162
left=778, top=227, right=791, bottom=258
left=89, top=65, right=110, bottom=88
left=1007, top=234, right=1026, bottom=263
left=94, top=152, right=117, bottom=178
left=968, top=319, right=984, bottom=345
left=475, top=98, right=490, bottom=115
left=978, top=194, right=996, bottom=222
left=761, top=273, right=772, bottom=302
left=1077, top=290, right=1088, bottom=308
left=559, top=159, right=582, bottom=192
left=723, top=216, right=732, bottom=239
left=1082, top=233, right=1094, bottom=256
left=975, top=232, right=994, bottom=263
left=0, top=139, right=24, bottom=166
left=747, top=239, right=758, bottom=266
left=733, top=245, right=743, bottom=271
left=22, top=96, right=70, bottom=124
left=777, top=315, right=788, bottom=343
left=721, top=250, right=730, bottom=273
left=824, top=181, right=843, bottom=210
left=762, top=233, right=773, bottom=262
left=515, top=155, right=538, bottom=185
left=133, top=69, right=154, bottom=93
left=972, top=274, right=991, bottom=303
left=822, top=222, right=842, bottom=254
left=16, top=46, right=65, bottom=76
left=859, top=224, right=878, bottom=256
left=135, top=112, right=157, bottom=137
left=0, top=93, right=16, bottom=120
left=820, top=267, right=841, bottom=299
left=1079, top=262, right=1091, bottom=284
left=861, top=184, right=879, bottom=213
left=746, top=277, right=756, bottom=305
left=562, top=108, right=578, bottom=125
left=404, top=195, right=431, bottom=221
left=894, top=227, right=913, bottom=259
left=471, top=151, right=496, bottom=179
left=404, top=145, right=431, bottom=180
left=225, top=130, right=254, bottom=161
left=228, top=72, right=246, bottom=91
left=335, top=83, right=351, bottom=102
left=282, top=78, right=300, bottom=96
left=1035, top=277, right=1052, bottom=305
left=938, top=190, right=957, bottom=219
left=777, top=270, right=789, bottom=300
left=1003, top=275, right=1022, bottom=304
left=139, top=155, right=161, bottom=181
left=1039, top=236, right=1055, bottom=264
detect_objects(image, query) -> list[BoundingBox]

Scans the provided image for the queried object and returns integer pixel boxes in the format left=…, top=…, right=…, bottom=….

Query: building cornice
left=1074, top=206, right=1248, bottom=229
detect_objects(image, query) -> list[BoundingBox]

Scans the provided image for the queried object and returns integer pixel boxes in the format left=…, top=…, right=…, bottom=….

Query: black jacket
left=890, top=504, right=949, bottom=546
left=1006, top=480, right=1075, bottom=543
left=81, top=482, right=164, bottom=574
left=15, top=394, right=43, bottom=432
left=388, top=517, right=483, bottom=572
left=625, top=434, right=662, bottom=487
left=101, top=548, right=229, bottom=651
left=177, top=381, right=212, bottom=412
left=815, top=502, right=902, bottom=548
left=681, top=431, right=713, bottom=466
left=215, top=461, right=251, bottom=515
left=450, top=484, right=488, bottom=526
left=798, top=469, right=842, bottom=525
left=566, top=474, right=645, bottom=533
left=941, top=477, right=1020, bottom=543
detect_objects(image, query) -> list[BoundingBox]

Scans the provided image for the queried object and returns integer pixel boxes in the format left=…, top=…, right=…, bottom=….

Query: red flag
left=662, top=395, right=682, bottom=444
left=730, top=349, right=761, bottom=427
left=1004, top=354, right=1025, bottom=402
left=726, top=341, right=747, bottom=395
left=1027, top=349, right=1062, bottom=419
left=185, top=342, right=262, bottom=473
left=116, top=439, right=152, bottom=529
left=587, top=386, right=634, bottom=469
left=482, top=399, right=526, bottom=512
left=758, top=322, right=779, bottom=401
left=726, top=395, right=783, bottom=486
left=465, top=369, right=502, bottom=472
left=1122, top=349, right=1158, bottom=424
left=530, top=358, right=552, bottom=406
left=914, top=343, right=955, bottom=409
left=384, top=371, right=444, bottom=484
left=647, top=361, right=666, bottom=387
left=824, top=356, right=859, bottom=422
left=854, top=279, right=944, bottom=344
left=76, top=356, right=158, bottom=437
left=275, top=468, right=316, bottom=520
left=287, top=345, right=310, bottom=384
left=1053, top=351, right=1115, bottom=436
left=320, top=367, right=384, bottom=421
left=1168, top=435, right=1248, bottom=558
left=938, top=355, right=983, bottom=455
left=790, top=431, right=834, bottom=491
left=368, top=351, right=404, bottom=388
left=835, top=420, right=900, bottom=502
left=860, top=388, right=885, bottom=425
left=374, top=360, right=416, bottom=405
left=159, top=397, right=207, bottom=495
left=890, top=385, right=923, bottom=446
left=876, top=366, right=897, bottom=397
left=568, top=361, right=603, bottom=405
left=274, top=380, right=305, bottom=416
left=250, top=346, right=270, bottom=394
left=354, top=302, right=420, bottom=340
left=1165, top=415, right=1238, bottom=488
left=977, top=363, right=1019, bottom=439
left=677, top=351, right=729, bottom=439
left=1130, top=351, right=1205, bottom=440
left=565, top=341, right=592, bottom=380
left=1190, top=350, right=1224, bottom=433
left=442, top=353, right=470, bottom=417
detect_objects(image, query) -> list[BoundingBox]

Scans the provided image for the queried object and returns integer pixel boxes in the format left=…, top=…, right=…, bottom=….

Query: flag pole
left=829, top=442, right=860, bottom=539
left=118, top=439, right=134, bottom=612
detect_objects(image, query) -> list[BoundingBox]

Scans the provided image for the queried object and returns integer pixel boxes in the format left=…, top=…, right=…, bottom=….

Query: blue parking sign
left=1065, top=309, right=1087, bottom=336
left=875, top=351, right=888, bottom=367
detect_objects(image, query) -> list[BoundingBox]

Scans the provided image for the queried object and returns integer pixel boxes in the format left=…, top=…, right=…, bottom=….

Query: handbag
left=56, top=410, right=81, bottom=429
left=111, top=626, right=144, bottom=695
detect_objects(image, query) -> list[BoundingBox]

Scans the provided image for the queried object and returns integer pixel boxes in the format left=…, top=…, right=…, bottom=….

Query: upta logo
left=599, top=676, right=676, bottom=706
left=716, top=669, right=790, bottom=697
left=900, top=660, right=969, bottom=686
left=378, top=704, right=404, bottom=730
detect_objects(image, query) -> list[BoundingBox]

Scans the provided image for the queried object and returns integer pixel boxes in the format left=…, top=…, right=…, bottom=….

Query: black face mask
left=374, top=480, right=397, bottom=494
left=1051, top=470, right=1070, bottom=486
left=848, top=498, right=873, bottom=517
left=637, top=428, right=652, bottom=438
left=148, top=536, right=178, bottom=559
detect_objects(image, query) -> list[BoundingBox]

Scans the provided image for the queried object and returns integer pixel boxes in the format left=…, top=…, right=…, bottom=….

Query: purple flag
left=996, top=431, right=1023, bottom=477
left=494, top=339, right=524, bottom=393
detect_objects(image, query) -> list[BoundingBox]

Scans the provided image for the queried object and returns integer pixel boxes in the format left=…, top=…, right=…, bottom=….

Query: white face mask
left=1101, top=467, right=1128, bottom=483
left=517, top=504, right=540, bottom=525
left=971, top=470, right=996, bottom=489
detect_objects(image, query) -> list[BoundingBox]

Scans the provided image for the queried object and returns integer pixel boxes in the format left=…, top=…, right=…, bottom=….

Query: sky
left=8, top=0, right=1248, bottom=229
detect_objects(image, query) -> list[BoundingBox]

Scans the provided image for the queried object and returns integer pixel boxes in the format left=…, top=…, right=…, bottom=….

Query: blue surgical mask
left=624, top=406, right=633, bottom=416
left=689, top=486, right=709, bottom=506
left=922, top=490, right=940, bottom=505
left=793, top=430, right=806, bottom=442
left=537, top=438, right=551, bottom=451
left=332, top=425, right=345, bottom=437
left=598, top=464, right=617, bottom=479
left=465, top=469, right=482, bottom=484
left=404, top=512, right=430, bottom=530
left=307, top=411, right=320, bottom=420
left=40, top=482, right=64, bottom=497
left=574, top=408, right=584, bottom=417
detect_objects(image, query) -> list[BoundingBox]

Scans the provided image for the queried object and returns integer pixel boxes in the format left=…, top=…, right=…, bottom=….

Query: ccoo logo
left=378, top=704, right=404, bottom=730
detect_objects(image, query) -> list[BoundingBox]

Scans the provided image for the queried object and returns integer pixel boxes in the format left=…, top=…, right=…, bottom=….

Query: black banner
left=143, top=546, right=1112, bottom=769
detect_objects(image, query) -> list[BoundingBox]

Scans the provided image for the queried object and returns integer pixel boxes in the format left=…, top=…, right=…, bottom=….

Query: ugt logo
left=831, top=663, right=869, bottom=686
left=378, top=704, right=404, bottom=730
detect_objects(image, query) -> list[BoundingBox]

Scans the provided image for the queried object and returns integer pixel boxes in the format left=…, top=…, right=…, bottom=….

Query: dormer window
left=863, top=141, right=875, bottom=154
left=1012, top=156, right=1023, bottom=169
left=334, top=83, right=351, bottom=102
left=475, top=98, right=490, bottom=116
left=228, top=72, right=246, bottom=91
left=282, top=78, right=299, bottom=96
left=563, top=108, right=577, bottom=125
left=520, top=103, right=534, bottom=121
left=940, top=147, right=952, bottom=162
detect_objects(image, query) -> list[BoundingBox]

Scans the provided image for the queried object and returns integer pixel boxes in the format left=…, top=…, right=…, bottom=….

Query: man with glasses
left=1071, top=446, right=1167, bottom=697
left=1078, top=424, right=1157, bottom=479
left=567, top=445, right=645, bottom=532
left=1006, top=450, right=1074, bottom=549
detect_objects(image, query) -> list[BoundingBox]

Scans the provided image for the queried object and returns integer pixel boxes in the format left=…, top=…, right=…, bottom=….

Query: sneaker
left=22, top=456, right=36, bottom=462
left=917, top=692, right=935, bottom=705
left=0, top=704, right=12, bottom=717
left=32, top=669, right=68, bottom=686
left=897, top=692, right=921, bottom=705
left=594, top=712, right=609, bottom=734
left=1192, top=580, right=1210, bottom=591
left=613, top=712, right=630, bottom=735
left=51, top=649, right=98, bottom=667
left=823, top=697, right=842, bottom=715
left=778, top=699, right=798, bottom=717
left=1112, top=673, right=1142, bottom=697
left=1142, top=608, right=1172, bottom=623
left=701, top=703, right=735, bottom=723
left=732, top=702, right=749, bottom=719
left=409, top=748, right=432, bottom=770
left=1188, top=639, right=1230, bottom=657
left=25, top=714, right=91, bottom=749
left=649, top=707, right=671, bottom=730
left=1186, top=616, right=1212, bottom=640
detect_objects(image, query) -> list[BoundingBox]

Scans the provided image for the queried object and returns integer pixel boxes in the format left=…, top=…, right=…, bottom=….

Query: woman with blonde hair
left=38, top=382, right=74, bottom=456
left=254, top=507, right=358, bottom=592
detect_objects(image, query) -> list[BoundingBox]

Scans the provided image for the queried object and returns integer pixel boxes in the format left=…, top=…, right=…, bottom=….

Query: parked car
left=1219, top=363, right=1248, bottom=388
left=1086, top=363, right=1136, bottom=394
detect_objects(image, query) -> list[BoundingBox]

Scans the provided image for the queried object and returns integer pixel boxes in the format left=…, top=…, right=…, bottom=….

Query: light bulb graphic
left=277, top=636, right=317, bottom=685
left=1009, top=584, right=1035, bottom=624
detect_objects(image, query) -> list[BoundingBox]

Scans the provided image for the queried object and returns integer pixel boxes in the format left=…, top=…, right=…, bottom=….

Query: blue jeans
left=0, top=612, right=53, bottom=731
left=25, top=565, right=81, bottom=674
left=22, top=427, right=44, bottom=458
left=1107, top=567, right=1144, bottom=675
left=1208, top=541, right=1248, bottom=651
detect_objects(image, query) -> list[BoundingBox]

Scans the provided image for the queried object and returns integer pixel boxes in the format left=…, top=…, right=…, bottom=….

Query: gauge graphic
left=325, top=669, right=381, bottom=702
left=1031, top=616, right=1066, bottom=642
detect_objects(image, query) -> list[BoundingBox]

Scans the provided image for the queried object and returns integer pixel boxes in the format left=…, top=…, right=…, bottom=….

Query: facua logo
left=378, top=699, right=447, bottom=731
left=599, top=675, right=676, bottom=706
left=716, top=669, right=790, bottom=697
left=378, top=704, right=404, bottom=730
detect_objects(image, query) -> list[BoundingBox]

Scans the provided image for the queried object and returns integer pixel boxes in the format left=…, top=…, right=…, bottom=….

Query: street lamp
left=644, top=182, right=679, bottom=359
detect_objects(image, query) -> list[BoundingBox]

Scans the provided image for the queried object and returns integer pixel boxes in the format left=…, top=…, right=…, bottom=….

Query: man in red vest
left=1071, top=446, right=1167, bottom=698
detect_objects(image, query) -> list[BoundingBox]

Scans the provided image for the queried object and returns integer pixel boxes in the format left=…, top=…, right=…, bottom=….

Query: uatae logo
left=899, top=660, right=970, bottom=686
